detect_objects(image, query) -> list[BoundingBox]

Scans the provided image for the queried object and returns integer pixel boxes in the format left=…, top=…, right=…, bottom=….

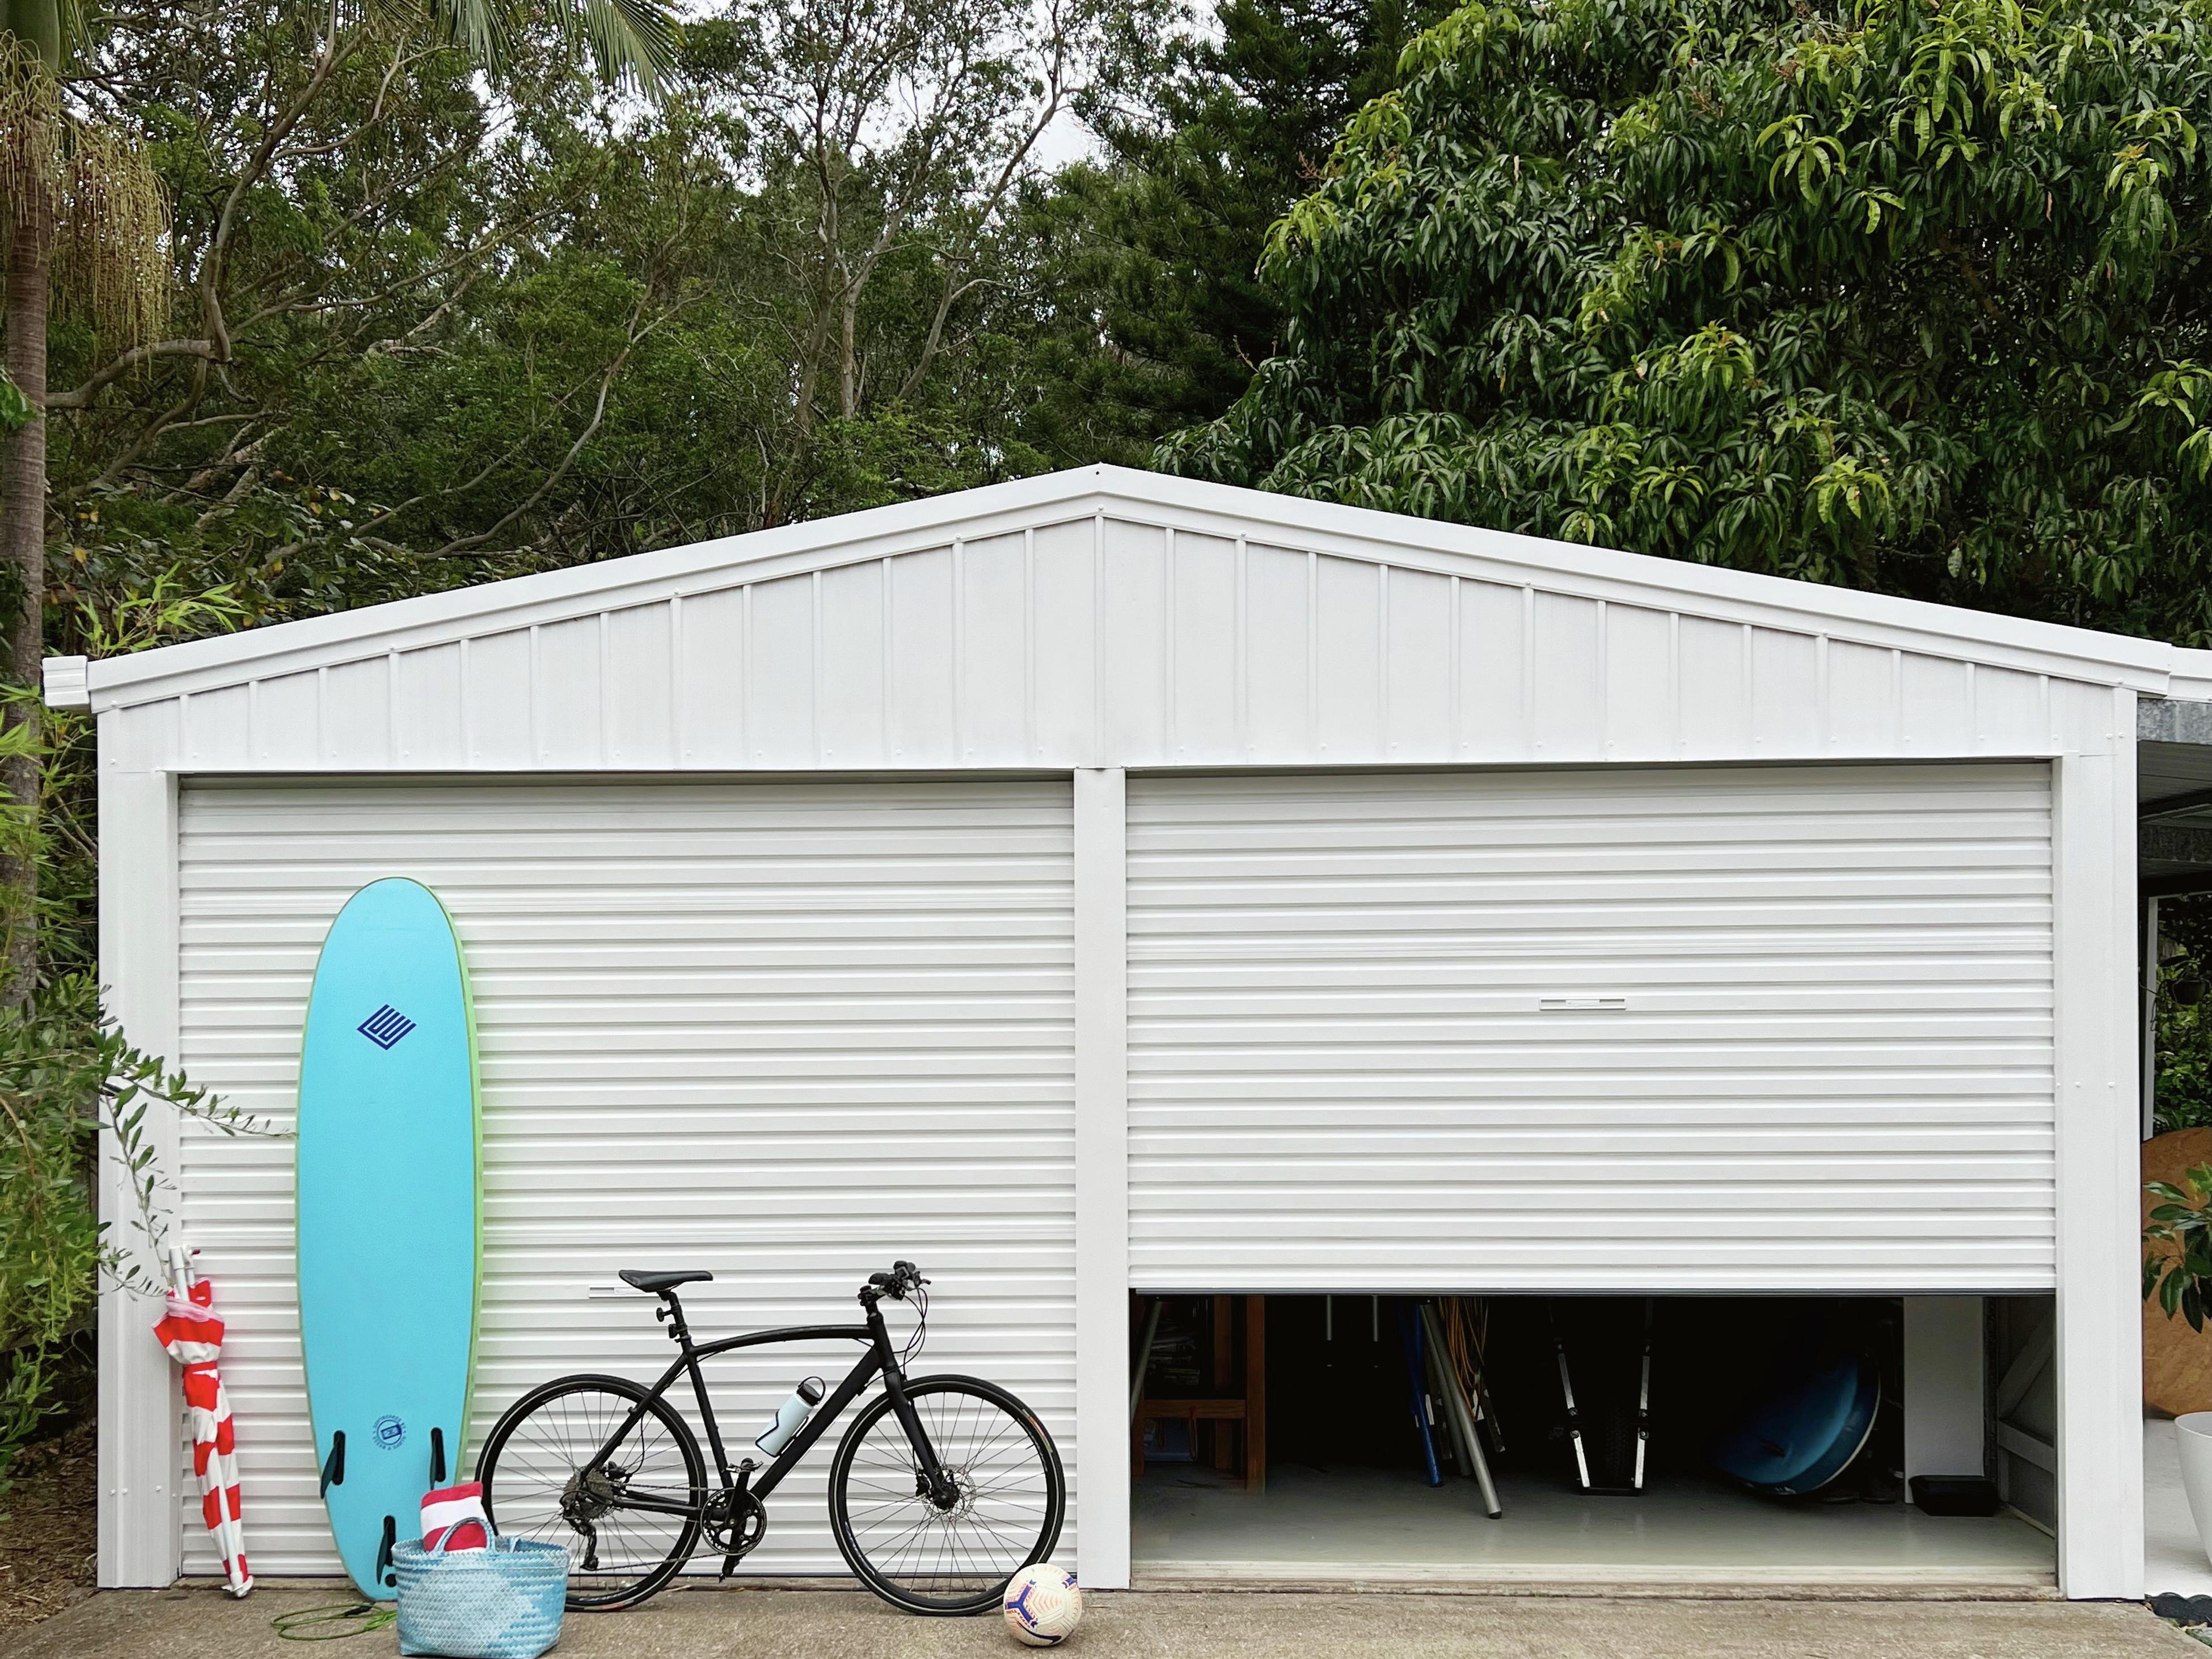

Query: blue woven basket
left=392, top=1535, right=569, bottom=1659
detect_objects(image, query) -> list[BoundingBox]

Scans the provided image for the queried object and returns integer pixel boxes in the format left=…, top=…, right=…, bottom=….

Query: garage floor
left=1132, top=1466, right=2057, bottom=1589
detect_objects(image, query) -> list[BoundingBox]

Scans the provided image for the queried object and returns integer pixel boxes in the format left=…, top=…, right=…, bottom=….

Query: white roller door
left=175, top=778, right=1074, bottom=1577
left=1127, top=763, right=2054, bottom=1293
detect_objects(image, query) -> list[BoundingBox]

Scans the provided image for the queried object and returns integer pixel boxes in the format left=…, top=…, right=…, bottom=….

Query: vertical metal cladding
left=126, top=517, right=2071, bottom=779
left=173, top=778, right=1076, bottom=1577
left=1125, top=763, right=2057, bottom=1293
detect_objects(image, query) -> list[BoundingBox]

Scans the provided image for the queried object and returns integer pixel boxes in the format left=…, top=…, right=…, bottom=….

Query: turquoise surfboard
left=297, top=878, right=481, bottom=1599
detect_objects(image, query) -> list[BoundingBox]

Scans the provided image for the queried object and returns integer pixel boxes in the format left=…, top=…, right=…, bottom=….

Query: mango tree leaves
left=1160, top=0, right=2212, bottom=643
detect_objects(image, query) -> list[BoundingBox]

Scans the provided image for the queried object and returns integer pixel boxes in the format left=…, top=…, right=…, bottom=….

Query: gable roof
left=57, top=462, right=2212, bottom=715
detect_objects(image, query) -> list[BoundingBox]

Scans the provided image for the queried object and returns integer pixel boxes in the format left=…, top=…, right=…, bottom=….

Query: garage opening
left=1130, top=1293, right=2056, bottom=1588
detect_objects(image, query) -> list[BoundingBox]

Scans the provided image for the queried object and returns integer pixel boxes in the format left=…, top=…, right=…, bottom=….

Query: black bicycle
left=475, top=1260, right=1064, bottom=1615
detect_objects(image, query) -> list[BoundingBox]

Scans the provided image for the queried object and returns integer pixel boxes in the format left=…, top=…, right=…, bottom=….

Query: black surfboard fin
left=377, top=1514, right=397, bottom=1588
left=429, top=1426, right=446, bottom=1486
left=320, top=1431, right=345, bottom=1495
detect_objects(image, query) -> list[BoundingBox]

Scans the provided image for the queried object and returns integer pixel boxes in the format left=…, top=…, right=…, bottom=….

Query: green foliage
left=0, top=972, right=275, bottom=1489
left=0, top=369, right=31, bottom=434
left=1017, top=0, right=1453, bottom=452
left=2157, top=985, right=2212, bottom=1132
left=2151, top=893, right=2212, bottom=1134
left=1160, top=0, right=2212, bottom=641
left=0, top=571, right=259, bottom=1488
left=399, top=0, right=678, bottom=90
left=49, top=0, right=1184, bottom=581
left=2148, top=1162, right=2212, bottom=1330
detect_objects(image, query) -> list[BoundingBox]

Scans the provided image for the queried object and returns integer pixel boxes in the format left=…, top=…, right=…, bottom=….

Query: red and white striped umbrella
left=154, top=1252, right=251, bottom=1597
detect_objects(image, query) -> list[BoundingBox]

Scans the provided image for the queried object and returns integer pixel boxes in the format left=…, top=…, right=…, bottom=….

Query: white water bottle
left=757, top=1376, right=825, bottom=1456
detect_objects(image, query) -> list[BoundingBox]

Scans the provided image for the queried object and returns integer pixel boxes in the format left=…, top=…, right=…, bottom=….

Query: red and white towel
left=153, top=1274, right=251, bottom=1596
left=420, top=1481, right=492, bottom=1552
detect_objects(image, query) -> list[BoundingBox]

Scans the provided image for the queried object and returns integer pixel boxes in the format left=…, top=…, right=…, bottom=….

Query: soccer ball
left=1002, top=1563, right=1082, bottom=1647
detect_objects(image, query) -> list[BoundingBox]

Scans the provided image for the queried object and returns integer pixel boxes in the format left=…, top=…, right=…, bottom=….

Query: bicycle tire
left=476, top=1373, right=706, bottom=1610
left=828, top=1373, right=1065, bottom=1615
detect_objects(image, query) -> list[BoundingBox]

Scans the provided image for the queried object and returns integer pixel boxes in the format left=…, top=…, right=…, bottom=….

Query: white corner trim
left=2049, top=697, right=2145, bottom=1599
left=96, top=766, right=182, bottom=1588
left=43, top=655, right=88, bottom=709
left=1072, top=768, right=1130, bottom=1589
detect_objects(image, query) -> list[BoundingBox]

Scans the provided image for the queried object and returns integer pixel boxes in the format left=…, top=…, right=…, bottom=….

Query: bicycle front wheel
left=828, top=1374, right=1065, bottom=1614
left=476, top=1374, right=705, bottom=1610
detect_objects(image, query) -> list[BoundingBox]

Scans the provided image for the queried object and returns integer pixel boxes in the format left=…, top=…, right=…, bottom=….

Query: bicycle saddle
left=619, top=1268, right=714, bottom=1294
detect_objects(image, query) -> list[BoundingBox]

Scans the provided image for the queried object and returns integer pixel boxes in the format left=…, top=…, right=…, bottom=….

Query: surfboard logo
left=374, top=1415, right=406, bottom=1450
left=358, top=1006, right=417, bottom=1049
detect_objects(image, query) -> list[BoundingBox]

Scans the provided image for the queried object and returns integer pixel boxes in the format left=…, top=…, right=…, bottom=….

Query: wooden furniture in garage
left=1132, top=1295, right=1267, bottom=1490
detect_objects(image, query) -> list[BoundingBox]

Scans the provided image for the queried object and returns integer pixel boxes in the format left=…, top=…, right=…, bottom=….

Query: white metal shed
left=67, top=463, right=2211, bottom=1601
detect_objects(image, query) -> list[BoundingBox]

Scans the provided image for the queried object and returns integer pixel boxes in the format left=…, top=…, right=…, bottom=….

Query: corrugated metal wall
left=173, top=778, right=1075, bottom=1577
left=1126, top=763, right=2056, bottom=1292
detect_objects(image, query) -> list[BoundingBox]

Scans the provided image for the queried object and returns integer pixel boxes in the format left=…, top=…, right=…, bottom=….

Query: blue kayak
left=1711, top=1354, right=1880, bottom=1495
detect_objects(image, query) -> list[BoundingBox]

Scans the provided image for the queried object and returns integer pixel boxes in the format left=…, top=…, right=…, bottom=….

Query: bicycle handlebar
left=863, top=1260, right=927, bottom=1301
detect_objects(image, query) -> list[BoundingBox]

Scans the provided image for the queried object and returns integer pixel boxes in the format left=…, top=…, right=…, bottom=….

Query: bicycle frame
left=579, top=1293, right=949, bottom=1522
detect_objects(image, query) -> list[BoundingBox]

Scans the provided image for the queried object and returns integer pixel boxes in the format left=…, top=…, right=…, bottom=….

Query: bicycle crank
left=707, top=1489, right=767, bottom=1578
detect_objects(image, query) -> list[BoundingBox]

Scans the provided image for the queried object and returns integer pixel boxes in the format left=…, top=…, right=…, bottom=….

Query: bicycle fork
left=866, top=1305, right=957, bottom=1509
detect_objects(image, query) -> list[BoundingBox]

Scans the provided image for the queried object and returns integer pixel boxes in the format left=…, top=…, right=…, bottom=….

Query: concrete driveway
left=0, top=1585, right=2201, bottom=1659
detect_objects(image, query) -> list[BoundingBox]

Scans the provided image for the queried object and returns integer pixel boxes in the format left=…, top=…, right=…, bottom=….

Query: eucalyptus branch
left=429, top=295, right=678, bottom=557
left=237, top=205, right=557, bottom=336
left=48, top=339, right=218, bottom=412
left=163, top=429, right=266, bottom=508
left=198, top=19, right=367, bottom=364
left=273, top=42, right=419, bottom=163
left=92, top=373, right=204, bottom=489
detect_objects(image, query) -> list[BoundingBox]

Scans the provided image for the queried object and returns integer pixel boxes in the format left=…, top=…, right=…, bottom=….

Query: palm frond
left=421, top=0, right=519, bottom=75
left=400, top=0, right=676, bottom=91
left=571, top=0, right=677, bottom=91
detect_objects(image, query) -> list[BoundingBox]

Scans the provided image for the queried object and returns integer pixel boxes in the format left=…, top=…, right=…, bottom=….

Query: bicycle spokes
left=832, top=1379, right=1061, bottom=1610
left=479, top=1379, right=705, bottom=1609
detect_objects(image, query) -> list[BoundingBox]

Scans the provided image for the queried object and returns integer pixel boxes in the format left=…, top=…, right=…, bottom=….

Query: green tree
left=1100, top=0, right=1445, bottom=422
left=0, top=0, right=164, bottom=1001
left=1, top=0, right=673, bottom=998
left=1012, top=0, right=1447, bottom=458
left=707, top=0, right=1159, bottom=521
left=1160, top=0, right=2212, bottom=644
left=0, top=0, right=678, bottom=1484
left=2151, top=893, right=2212, bottom=1134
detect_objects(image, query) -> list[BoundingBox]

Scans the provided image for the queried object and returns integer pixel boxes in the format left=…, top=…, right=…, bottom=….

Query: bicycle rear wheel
left=476, top=1374, right=705, bottom=1609
left=828, top=1374, right=1064, bottom=1614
